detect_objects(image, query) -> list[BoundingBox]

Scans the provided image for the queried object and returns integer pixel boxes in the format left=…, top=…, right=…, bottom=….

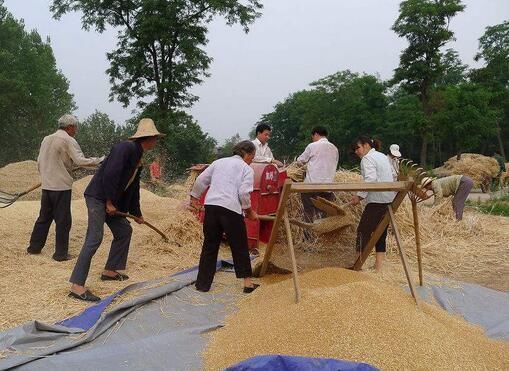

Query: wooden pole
left=387, top=205, right=419, bottom=306
left=283, top=208, right=301, bottom=303
left=411, top=197, right=423, bottom=286
left=259, top=179, right=293, bottom=276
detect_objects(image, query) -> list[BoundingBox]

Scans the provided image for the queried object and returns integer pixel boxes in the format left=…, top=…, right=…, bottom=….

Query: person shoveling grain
left=69, top=118, right=164, bottom=302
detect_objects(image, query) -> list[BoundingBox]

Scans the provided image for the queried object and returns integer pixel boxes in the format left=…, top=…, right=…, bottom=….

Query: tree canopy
left=50, top=0, right=262, bottom=112
left=0, top=1, right=75, bottom=166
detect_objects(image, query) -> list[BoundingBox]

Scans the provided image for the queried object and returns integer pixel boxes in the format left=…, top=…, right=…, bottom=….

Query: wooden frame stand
left=260, top=179, right=423, bottom=305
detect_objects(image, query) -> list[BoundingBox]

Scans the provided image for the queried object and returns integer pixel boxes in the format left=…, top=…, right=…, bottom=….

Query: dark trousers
left=70, top=197, right=132, bottom=286
left=27, top=189, right=72, bottom=260
left=453, top=176, right=473, bottom=220
left=196, top=205, right=252, bottom=291
left=301, top=192, right=335, bottom=222
left=356, top=203, right=390, bottom=253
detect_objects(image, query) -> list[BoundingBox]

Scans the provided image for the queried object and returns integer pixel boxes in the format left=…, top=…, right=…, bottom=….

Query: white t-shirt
left=252, top=138, right=274, bottom=163
left=297, top=138, right=338, bottom=183
left=358, top=148, right=396, bottom=204
left=190, top=155, right=254, bottom=215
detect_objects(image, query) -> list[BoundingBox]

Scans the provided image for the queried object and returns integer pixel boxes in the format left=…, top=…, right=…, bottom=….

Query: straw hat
left=129, top=118, right=165, bottom=140
left=421, top=176, right=435, bottom=188
left=389, top=144, right=401, bottom=157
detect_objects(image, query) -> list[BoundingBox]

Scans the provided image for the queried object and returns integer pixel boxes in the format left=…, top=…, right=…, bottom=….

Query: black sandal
left=100, top=272, right=129, bottom=281
left=68, top=290, right=101, bottom=302
left=243, top=284, right=260, bottom=294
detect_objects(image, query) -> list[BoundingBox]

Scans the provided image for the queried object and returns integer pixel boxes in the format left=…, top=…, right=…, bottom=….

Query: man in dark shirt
left=69, top=118, right=164, bottom=302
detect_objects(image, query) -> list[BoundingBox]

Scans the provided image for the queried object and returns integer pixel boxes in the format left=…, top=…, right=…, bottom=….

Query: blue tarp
left=226, top=355, right=378, bottom=371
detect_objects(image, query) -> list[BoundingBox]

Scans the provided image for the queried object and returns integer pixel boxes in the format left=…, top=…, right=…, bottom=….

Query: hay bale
left=204, top=268, right=509, bottom=370
left=441, top=154, right=499, bottom=187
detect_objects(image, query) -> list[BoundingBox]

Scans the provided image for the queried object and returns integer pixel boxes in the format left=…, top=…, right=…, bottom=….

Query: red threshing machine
left=191, top=162, right=287, bottom=250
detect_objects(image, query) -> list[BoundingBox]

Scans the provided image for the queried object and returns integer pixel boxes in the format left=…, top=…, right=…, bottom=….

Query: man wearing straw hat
left=27, top=114, right=104, bottom=262
left=69, top=118, right=164, bottom=302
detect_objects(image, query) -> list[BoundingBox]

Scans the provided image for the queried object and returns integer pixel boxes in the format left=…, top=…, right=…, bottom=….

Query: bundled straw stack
left=434, top=154, right=500, bottom=187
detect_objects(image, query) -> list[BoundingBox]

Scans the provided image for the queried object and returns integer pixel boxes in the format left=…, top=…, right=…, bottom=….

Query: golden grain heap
left=204, top=268, right=509, bottom=370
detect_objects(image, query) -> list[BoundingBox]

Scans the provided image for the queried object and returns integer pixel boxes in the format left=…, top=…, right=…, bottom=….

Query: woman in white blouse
left=350, top=136, right=396, bottom=272
left=190, top=141, right=259, bottom=293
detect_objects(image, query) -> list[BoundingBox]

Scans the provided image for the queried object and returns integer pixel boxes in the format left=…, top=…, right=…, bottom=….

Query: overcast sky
left=4, top=0, right=509, bottom=143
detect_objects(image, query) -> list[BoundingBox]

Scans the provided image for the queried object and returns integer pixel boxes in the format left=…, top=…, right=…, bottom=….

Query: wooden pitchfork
left=0, top=183, right=41, bottom=208
left=114, top=211, right=176, bottom=245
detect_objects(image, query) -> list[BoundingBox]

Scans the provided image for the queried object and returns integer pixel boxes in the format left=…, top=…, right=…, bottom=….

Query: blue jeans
left=70, top=197, right=132, bottom=286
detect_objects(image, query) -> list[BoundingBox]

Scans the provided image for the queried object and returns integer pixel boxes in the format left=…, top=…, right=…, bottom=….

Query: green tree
left=50, top=0, right=262, bottom=112
left=384, top=89, right=426, bottom=161
left=75, top=111, right=129, bottom=157
left=0, top=1, right=75, bottom=166
left=391, top=0, right=465, bottom=165
left=471, top=20, right=509, bottom=159
left=433, top=83, right=499, bottom=157
left=259, top=71, right=388, bottom=164
left=218, top=133, right=241, bottom=158
left=128, top=106, right=216, bottom=179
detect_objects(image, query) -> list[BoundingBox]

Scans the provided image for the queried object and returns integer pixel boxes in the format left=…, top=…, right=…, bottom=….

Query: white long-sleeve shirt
left=252, top=138, right=274, bottom=163
left=190, top=155, right=254, bottom=215
left=358, top=148, right=396, bottom=204
left=37, top=129, right=103, bottom=191
left=297, top=138, right=338, bottom=183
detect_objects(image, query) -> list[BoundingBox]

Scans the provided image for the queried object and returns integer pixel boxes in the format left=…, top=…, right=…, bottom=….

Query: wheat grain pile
left=204, top=268, right=509, bottom=370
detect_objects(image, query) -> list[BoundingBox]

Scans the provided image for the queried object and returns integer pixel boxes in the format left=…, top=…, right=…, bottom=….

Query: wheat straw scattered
left=0, top=161, right=508, bottom=337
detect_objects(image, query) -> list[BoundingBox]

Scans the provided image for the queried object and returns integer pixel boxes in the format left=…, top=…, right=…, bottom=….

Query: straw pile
left=204, top=268, right=509, bottom=370
left=0, top=178, right=206, bottom=331
left=0, top=160, right=41, bottom=200
left=285, top=162, right=306, bottom=182
left=0, top=161, right=96, bottom=201
left=434, top=154, right=500, bottom=187
left=275, top=169, right=509, bottom=292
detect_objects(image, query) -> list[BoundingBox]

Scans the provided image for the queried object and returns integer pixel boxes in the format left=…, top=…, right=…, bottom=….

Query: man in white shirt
left=27, top=114, right=104, bottom=261
left=252, top=124, right=283, bottom=167
left=297, top=126, right=339, bottom=222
